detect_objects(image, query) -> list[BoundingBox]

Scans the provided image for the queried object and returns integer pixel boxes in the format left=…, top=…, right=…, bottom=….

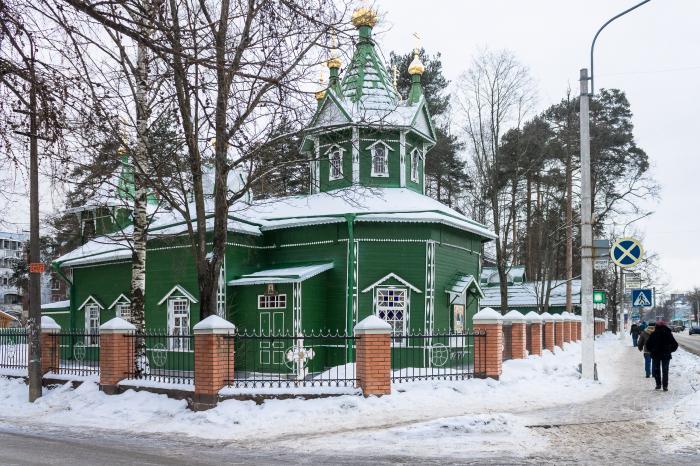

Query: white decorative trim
left=352, top=240, right=359, bottom=327
left=370, top=140, right=391, bottom=178
left=293, top=282, right=302, bottom=334
left=424, top=241, right=436, bottom=335
left=410, top=148, right=421, bottom=183
left=157, top=284, right=198, bottom=306
left=107, top=293, right=131, bottom=310
left=361, top=272, right=422, bottom=294
left=399, top=131, right=406, bottom=187
left=279, top=239, right=337, bottom=248
left=357, top=238, right=426, bottom=243
left=352, top=127, right=359, bottom=184
left=77, top=295, right=104, bottom=311
left=320, top=140, right=350, bottom=148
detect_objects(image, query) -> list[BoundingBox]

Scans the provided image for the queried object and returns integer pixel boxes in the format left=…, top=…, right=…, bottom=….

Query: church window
left=258, top=294, right=287, bottom=309
left=410, top=149, right=420, bottom=182
left=115, top=302, right=131, bottom=321
left=371, top=144, right=389, bottom=177
left=85, top=304, right=100, bottom=346
left=375, top=287, right=407, bottom=336
left=167, top=298, right=191, bottom=351
left=329, top=147, right=343, bottom=181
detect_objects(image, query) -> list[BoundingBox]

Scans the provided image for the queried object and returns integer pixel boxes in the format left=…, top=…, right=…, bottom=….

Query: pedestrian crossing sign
left=631, top=289, right=653, bottom=308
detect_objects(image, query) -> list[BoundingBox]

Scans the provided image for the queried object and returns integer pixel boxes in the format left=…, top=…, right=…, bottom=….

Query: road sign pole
left=579, top=69, right=595, bottom=380
left=619, top=267, right=625, bottom=341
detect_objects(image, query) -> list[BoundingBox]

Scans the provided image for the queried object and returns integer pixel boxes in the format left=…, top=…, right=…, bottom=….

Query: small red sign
left=29, top=263, right=46, bottom=273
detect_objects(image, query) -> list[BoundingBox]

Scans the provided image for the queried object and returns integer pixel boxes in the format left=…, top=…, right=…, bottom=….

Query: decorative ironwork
left=50, top=330, right=100, bottom=377
left=125, top=330, right=194, bottom=385
left=0, top=328, right=27, bottom=371
left=390, top=330, right=486, bottom=383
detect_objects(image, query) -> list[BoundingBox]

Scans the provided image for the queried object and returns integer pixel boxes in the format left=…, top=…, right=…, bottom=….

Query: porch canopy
left=227, top=262, right=334, bottom=286
left=445, top=273, right=484, bottom=305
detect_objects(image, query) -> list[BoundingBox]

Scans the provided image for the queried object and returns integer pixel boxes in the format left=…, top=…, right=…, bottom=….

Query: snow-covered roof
left=480, top=266, right=526, bottom=285
left=481, top=280, right=582, bottom=309
left=0, top=309, right=18, bottom=321
left=445, top=274, right=484, bottom=299
left=228, top=263, right=334, bottom=286
left=41, top=300, right=70, bottom=310
left=243, top=187, right=495, bottom=239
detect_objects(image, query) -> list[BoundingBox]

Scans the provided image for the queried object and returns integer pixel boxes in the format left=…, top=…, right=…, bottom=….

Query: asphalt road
left=675, top=332, right=700, bottom=356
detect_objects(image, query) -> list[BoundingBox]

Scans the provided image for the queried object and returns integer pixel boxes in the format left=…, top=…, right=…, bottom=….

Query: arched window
left=328, top=146, right=343, bottom=181
left=410, top=149, right=421, bottom=183
left=371, top=144, right=389, bottom=177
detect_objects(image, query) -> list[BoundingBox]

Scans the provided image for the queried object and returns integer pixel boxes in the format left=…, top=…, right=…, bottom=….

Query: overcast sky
left=376, top=0, right=700, bottom=292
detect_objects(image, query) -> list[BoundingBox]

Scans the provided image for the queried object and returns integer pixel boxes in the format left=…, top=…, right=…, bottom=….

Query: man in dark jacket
left=645, top=321, right=679, bottom=391
left=630, top=322, right=640, bottom=347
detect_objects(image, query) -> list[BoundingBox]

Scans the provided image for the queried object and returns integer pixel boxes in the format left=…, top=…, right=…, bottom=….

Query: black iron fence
left=390, top=330, right=485, bottom=383
left=224, top=331, right=357, bottom=389
left=125, top=330, right=194, bottom=385
left=50, top=330, right=100, bottom=377
left=0, top=328, right=28, bottom=372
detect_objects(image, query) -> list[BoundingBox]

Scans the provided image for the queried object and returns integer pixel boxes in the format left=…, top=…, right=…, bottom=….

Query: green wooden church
left=44, top=7, right=494, bottom=369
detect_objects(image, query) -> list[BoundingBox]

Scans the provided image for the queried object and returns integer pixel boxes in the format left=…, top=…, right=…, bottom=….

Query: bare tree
left=455, top=49, right=535, bottom=312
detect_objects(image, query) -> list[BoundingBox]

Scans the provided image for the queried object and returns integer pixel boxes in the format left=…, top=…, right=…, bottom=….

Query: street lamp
left=579, top=0, right=652, bottom=380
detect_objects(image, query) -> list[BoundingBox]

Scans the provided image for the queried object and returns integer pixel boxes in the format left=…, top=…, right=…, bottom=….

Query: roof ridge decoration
left=361, top=272, right=422, bottom=294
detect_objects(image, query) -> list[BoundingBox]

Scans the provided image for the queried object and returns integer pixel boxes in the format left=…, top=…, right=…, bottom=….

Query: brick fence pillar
left=40, top=316, right=61, bottom=375
left=193, top=315, right=236, bottom=411
left=354, top=315, right=391, bottom=396
left=473, top=307, right=503, bottom=380
left=553, top=314, right=564, bottom=349
left=99, top=317, right=136, bottom=394
left=541, top=312, right=555, bottom=352
left=524, top=311, right=543, bottom=356
left=503, top=310, right=526, bottom=359
left=562, top=312, right=572, bottom=344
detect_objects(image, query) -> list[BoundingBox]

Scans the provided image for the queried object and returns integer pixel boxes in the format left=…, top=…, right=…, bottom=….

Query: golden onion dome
left=408, top=53, right=425, bottom=75
left=327, top=56, right=342, bottom=69
left=315, top=89, right=326, bottom=101
left=351, top=6, right=377, bottom=28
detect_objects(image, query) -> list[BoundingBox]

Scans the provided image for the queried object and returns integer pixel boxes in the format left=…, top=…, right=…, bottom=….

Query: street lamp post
left=579, top=0, right=652, bottom=380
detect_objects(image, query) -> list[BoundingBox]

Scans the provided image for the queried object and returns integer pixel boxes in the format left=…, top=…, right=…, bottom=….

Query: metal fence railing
left=224, top=331, right=357, bottom=389
left=390, top=331, right=485, bottom=383
left=0, top=328, right=28, bottom=372
left=49, top=330, right=100, bottom=377
left=125, top=330, right=194, bottom=385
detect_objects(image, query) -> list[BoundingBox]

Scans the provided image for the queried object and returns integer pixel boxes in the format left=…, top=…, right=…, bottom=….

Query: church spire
left=407, top=33, right=425, bottom=105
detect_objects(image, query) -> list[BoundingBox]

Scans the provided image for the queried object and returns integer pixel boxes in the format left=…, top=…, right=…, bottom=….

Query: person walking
left=637, top=322, right=653, bottom=378
left=630, top=322, right=640, bottom=347
left=645, top=320, right=679, bottom=391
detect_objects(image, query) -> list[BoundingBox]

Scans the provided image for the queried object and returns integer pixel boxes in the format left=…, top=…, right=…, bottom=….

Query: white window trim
left=326, top=145, right=345, bottom=181
left=369, top=141, right=392, bottom=178
left=167, top=297, right=191, bottom=351
left=258, top=294, right=287, bottom=309
left=410, top=148, right=421, bottom=183
left=84, top=303, right=100, bottom=347
left=115, top=302, right=132, bottom=320
left=374, top=286, right=408, bottom=336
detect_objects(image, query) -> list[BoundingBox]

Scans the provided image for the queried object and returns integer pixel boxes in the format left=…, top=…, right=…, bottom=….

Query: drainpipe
left=345, top=214, right=356, bottom=360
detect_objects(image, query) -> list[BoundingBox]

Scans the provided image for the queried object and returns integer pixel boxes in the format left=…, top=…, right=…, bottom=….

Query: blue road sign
left=632, top=289, right=653, bottom=308
left=610, top=237, right=644, bottom=268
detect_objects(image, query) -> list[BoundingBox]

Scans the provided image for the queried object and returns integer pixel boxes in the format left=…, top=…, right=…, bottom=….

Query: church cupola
left=301, top=7, right=437, bottom=195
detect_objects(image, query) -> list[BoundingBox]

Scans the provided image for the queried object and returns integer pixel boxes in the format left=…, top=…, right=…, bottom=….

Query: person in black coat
left=630, top=323, right=641, bottom=347
left=644, top=321, right=679, bottom=391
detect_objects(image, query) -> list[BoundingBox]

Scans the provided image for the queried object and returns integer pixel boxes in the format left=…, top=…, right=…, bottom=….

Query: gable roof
left=361, top=272, right=422, bottom=294
left=107, top=293, right=132, bottom=310
left=445, top=274, right=484, bottom=300
left=157, top=284, right=198, bottom=305
left=228, top=263, right=333, bottom=286
left=78, top=295, right=105, bottom=310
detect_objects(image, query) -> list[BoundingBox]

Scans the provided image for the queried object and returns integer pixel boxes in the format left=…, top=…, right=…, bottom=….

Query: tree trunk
left=131, top=6, right=151, bottom=376
left=565, top=147, right=573, bottom=313
left=492, top=191, right=508, bottom=313
left=526, top=177, right=532, bottom=278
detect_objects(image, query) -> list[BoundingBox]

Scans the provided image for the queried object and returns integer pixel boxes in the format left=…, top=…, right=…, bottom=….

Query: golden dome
left=408, top=53, right=425, bottom=75
left=315, top=89, right=326, bottom=101
left=327, top=56, right=342, bottom=69
left=351, top=7, right=377, bottom=28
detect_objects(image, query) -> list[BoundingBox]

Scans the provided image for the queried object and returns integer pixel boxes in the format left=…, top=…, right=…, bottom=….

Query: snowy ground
left=1, top=333, right=699, bottom=463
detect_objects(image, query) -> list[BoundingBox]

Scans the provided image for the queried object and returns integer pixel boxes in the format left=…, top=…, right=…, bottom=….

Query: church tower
left=302, top=5, right=436, bottom=195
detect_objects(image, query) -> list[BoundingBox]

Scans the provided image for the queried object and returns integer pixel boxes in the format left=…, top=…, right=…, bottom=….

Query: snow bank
left=0, top=332, right=626, bottom=456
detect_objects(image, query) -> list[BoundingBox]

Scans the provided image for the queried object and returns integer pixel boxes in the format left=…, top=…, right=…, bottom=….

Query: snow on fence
left=223, top=331, right=358, bottom=390
left=390, top=330, right=486, bottom=383
left=124, top=330, right=194, bottom=385
left=0, top=328, right=28, bottom=374
left=49, top=330, right=100, bottom=377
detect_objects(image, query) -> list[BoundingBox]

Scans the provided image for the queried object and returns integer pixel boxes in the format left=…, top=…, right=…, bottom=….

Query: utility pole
left=27, top=47, right=43, bottom=402
left=579, top=68, right=595, bottom=380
